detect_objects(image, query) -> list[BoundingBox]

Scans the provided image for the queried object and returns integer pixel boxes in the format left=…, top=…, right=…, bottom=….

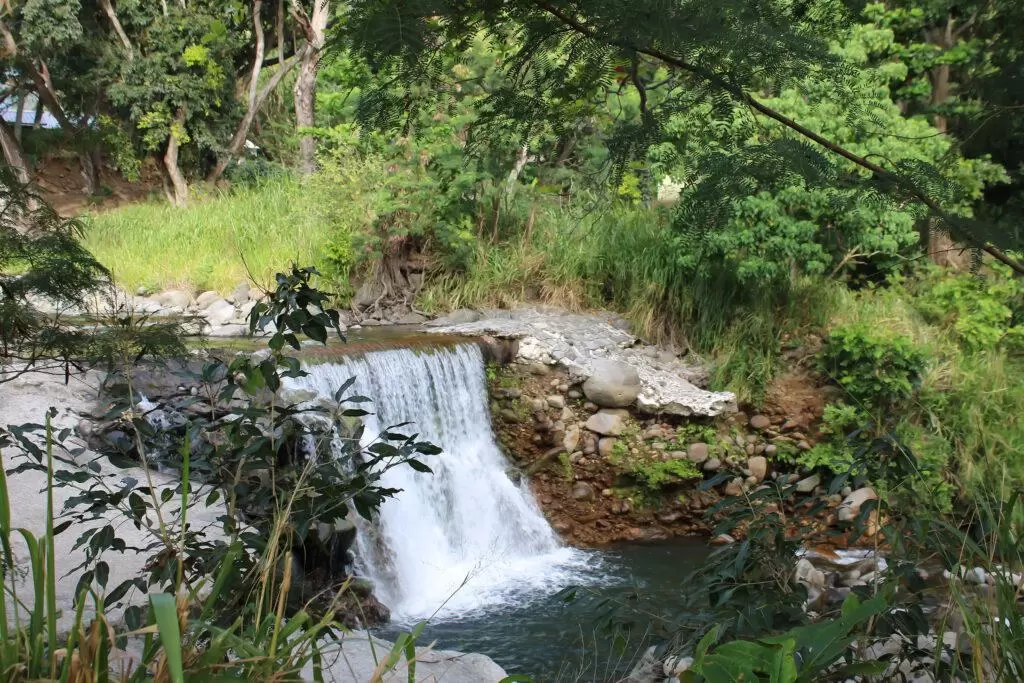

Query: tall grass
left=81, top=179, right=336, bottom=294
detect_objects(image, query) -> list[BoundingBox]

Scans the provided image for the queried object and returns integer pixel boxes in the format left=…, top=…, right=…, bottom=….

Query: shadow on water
left=376, top=538, right=710, bottom=682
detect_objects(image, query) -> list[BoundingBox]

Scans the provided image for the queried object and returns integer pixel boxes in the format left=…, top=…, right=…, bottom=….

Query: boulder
left=194, top=290, right=221, bottom=309
left=156, top=290, right=192, bottom=311
left=353, top=281, right=385, bottom=309
left=747, top=456, right=768, bottom=483
left=837, top=487, right=878, bottom=522
left=585, top=409, right=627, bottom=436
left=229, top=282, right=251, bottom=305
left=582, top=359, right=641, bottom=408
left=201, top=299, right=237, bottom=326
left=686, top=442, right=710, bottom=464
left=305, top=633, right=508, bottom=682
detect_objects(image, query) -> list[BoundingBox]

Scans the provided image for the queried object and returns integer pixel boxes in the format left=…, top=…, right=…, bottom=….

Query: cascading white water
left=286, top=343, right=598, bottom=622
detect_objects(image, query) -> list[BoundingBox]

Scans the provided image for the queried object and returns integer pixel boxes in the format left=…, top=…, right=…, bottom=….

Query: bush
left=819, top=323, right=925, bottom=412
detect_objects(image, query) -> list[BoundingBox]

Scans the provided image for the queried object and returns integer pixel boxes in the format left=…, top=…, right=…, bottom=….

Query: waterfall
left=286, top=343, right=597, bottom=622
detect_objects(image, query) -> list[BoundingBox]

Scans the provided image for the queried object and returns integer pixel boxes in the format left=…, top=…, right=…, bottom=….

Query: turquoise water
left=378, top=538, right=710, bottom=681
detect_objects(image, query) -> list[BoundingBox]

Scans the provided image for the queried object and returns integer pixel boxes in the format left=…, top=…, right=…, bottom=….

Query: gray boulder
left=229, top=282, right=251, bottom=304
left=201, top=299, right=237, bottom=326
left=582, top=359, right=641, bottom=408
left=195, top=290, right=221, bottom=309
left=585, top=409, right=627, bottom=436
left=395, top=312, right=428, bottom=325
left=156, top=290, right=192, bottom=311
left=305, top=633, right=508, bottom=682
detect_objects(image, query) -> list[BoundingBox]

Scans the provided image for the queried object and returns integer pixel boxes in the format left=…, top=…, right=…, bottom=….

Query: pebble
left=687, top=442, right=710, bottom=463
left=749, top=414, right=771, bottom=430
left=703, top=457, right=722, bottom=472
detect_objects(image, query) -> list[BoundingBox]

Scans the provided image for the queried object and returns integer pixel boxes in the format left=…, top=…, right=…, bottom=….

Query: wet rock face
left=427, top=308, right=736, bottom=417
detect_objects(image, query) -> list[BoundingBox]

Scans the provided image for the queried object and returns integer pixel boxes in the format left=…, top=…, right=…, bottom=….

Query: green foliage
left=819, top=323, right=926, bottom=412
left=630, top=459, right=703, bottom=492
left=912, top=264, right=1024, bottom=351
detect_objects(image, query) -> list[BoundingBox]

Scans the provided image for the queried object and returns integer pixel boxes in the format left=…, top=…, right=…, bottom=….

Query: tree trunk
left=0, top=117, right=32, bottom=186
left=79, top=150, right=102, bottom=196
left=924, top=15, right=966, bottom=268
left=163, top=109, right=189, bottom=207
left=293, top=0, right=329, bottom=175
left=209, top=49, right=304, bottom=182
left=249, top=0, right=265, bottom=108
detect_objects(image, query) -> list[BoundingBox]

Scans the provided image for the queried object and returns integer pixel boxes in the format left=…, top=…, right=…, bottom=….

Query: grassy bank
left=81, top=179, right=334, bottom=293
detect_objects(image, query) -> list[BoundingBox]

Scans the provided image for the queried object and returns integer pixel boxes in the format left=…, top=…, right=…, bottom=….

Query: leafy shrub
left=819, top=324, right=925, bottom=411
left=630, top=458, right=703, bottom=492
left=912, top=264, right=1024, bottom=352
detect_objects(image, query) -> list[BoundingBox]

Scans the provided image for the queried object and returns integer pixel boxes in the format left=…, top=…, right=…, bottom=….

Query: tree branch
left=530, top=0, right=1024, bottom=276
left=249, top=0, right=266, bottom=109
left=98, top=0, right=134, bottom=60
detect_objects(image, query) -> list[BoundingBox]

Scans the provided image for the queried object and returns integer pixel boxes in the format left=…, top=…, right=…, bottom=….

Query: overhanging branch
left=531, top=0, right=1024, bottom=276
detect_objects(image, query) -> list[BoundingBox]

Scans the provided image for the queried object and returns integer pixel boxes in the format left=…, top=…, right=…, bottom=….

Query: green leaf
left=151, top=593, right=184, bottom=683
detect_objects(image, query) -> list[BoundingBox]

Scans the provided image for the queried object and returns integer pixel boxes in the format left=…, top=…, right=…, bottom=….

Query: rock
left=395, top=312, right=428, bottom=325
left=711, top=533, right=736, bottom=545
left=598, top=437, right=618, bottom=457
left=703, top=457, right=722, bottom=472
left=572, top=482, right=595, bottom=501
left=560, top=406, right=574, bottom=421
left=135, top=285, right=149, bottom=296
left=747, top=456, right=768, bottom=483
left=641, top=425, right=664, bottom=441
left=546, top=395, right=565, bottom=409
left=622, top=645, right=660, bottom=683
left=583, top=401, right=599, bottom=412
left=724, top=478, right=744, bottom=497
left=664, top=656, right=694, bottom=677
left=764, top=444, right=777, bottom=456
left=195, top=290, right=221, bottom=309
left=796, top=474, right=821, bottom=493
left=687, top=442, right=710, bottom=464
left=499, top=409, right=522, bottom=424
left=668, top=450, right=686, bottom=460
left=305, top=633, right=508, bottom=682
left=354, top=281, right=385, bottom=309
left=567, top=389, right=582, bottom=399
left=201, top=299, right=237, bottom=326
left=156, top=290, right=191, bottom=311
left=797, top=440, right=812, bottom=451
left=749, top=414, right=771, bottom=430
left=428, top=308, right=482, bottom=326
left=585, top=410, right=627, bottom=436
left=563, top=424, right=581, bottom=452
left=229, top=281, right=251, bottom=304
left=837, top=487, right=878, bottom=522
left=495, top=387, right=521, bottom=399
left=582, top=359, right=641, bottom=408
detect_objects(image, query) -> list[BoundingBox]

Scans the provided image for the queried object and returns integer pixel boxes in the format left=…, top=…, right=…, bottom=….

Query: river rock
left=229, top=281, right=251, bottom=304
left=156, top=290, right=191, bottom=311
left=724, top=477, right=744, bottom=497
left=598, top=437, right=618, bottom=457
left=687, top=442, right=710, bottom=464
left=585, top=410, right=627, bottom=436
left=305, top=633, right=508, bottom=682
left=795, top=474, right=820, bottom=493
left=582, top=359, right=641, bottom=408
left=703, top=457, right=722, bottom=472
left=747, top=456, right=768, bottom=483
left=572, top=482, right=595, bottom=501
left=749, top=414, right=771, bottom=431
left=837, top=487, right=878, bottom=522
left=563, top=424, right=581, bottom=452
left=194, top=290, right=221, bottom=309
left=202, top=298, right=237, bottom=326
left=547, top=395, right=565, bottom=409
